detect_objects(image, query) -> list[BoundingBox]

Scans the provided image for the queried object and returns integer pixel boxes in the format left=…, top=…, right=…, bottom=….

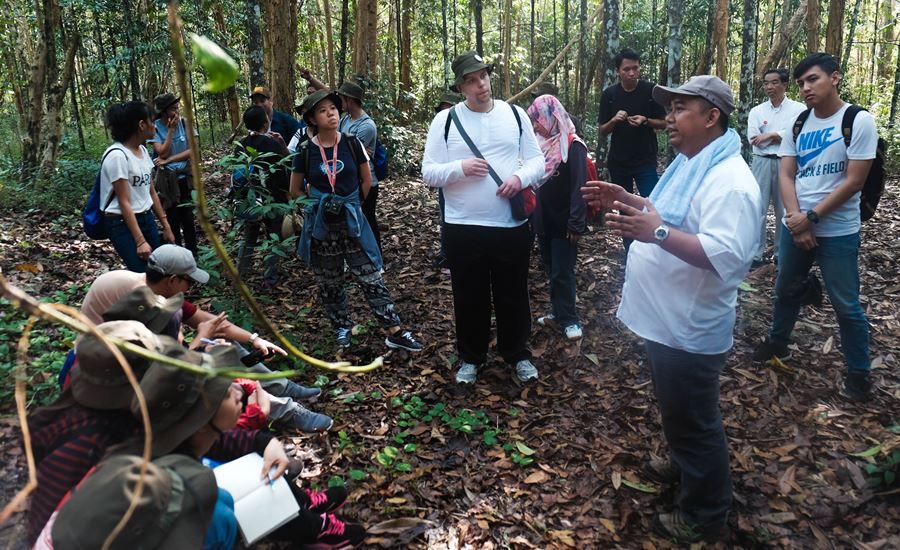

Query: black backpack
left=792, top=105, right=887, bottom=222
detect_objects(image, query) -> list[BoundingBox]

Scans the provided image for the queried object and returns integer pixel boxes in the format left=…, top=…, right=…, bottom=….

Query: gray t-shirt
left=339, top=113, right=378, bottom=187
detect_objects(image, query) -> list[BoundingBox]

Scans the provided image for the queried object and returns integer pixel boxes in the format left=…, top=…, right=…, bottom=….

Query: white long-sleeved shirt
left=747, top=96, right=806, bottom=156
left=421, top=101, right=546, bottom=228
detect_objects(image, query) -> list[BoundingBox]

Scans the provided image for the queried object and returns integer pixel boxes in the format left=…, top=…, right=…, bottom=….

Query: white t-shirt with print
left=616, top=155, right=761, bottom=355
left=99, top=143, right=155, bottom=215
left=778, top=103, right=878, bottom=237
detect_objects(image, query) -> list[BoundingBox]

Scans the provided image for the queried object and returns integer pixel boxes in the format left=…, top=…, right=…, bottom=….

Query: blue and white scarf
left=649, top=128, right=742, bottom=226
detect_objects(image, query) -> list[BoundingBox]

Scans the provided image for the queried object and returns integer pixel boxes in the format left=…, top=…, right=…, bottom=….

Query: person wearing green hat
left=25, top=321, right=177, bottom=544
left=121, top=346, right=367, bottom=549
left=422, top=50, right=546, bottom=385
left=34, top=454, right=219, bottom=550
left=150, top=92, right=200, bottom=258
left=290, top=90, right=424, bottom=353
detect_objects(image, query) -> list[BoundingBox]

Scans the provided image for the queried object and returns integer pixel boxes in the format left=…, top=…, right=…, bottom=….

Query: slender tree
left=841, top=0, right=863, bottom=71
left=246, top=0, right=265, bottom=88
left=824, top=0, right=845, bottom=56
left=738, top=0, right=758, bottom=157
left=713, top=0, right=729, bottom=79
left=667, top=0, right=685, bottom=86
left=807, top=0, right=819, bottom=51
left=474, top=0, right=484, bottom=55
left=338, top=0, right=349, bottom=82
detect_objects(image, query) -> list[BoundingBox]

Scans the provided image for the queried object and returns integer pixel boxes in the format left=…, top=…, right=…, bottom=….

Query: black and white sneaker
left=385, top=330, right=423, bottom=352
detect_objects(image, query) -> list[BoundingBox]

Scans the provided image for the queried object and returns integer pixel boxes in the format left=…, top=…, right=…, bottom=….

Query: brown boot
left=653, top=511, right=729, bottom=543
left=643, top=458, right=681, bottom=485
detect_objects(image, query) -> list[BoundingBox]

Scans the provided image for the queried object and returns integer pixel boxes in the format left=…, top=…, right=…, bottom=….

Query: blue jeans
left=104, top=210, right=161, bottom=272
left=538, top=235, right=579, bottom=327
left=607, top=161, right=659, bottom=198
left=645, top=340, right=732, bottom=528
left=204, top=489, right=237, bottom=550
left=608, top=162, right=659, bottom=250
left=770, top=229, right=869, bottom=373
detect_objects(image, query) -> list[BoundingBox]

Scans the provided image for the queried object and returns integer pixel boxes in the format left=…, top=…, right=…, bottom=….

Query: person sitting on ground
left=290, top=90, right=423, bottom=353
left=33, top=454, right=219, bottom=550
left=234, top=105, right=292, bottom=288
left=99, top=101, right=175, bottom=272
left=25, top=321, right=171, bottom=544
left=80, top=244, right=333, bottom=432
left=118, top=346, right=367, bottom=549
left=527, top=94, right=588, bottom=341
left=149, top=92, right=200, bottom=258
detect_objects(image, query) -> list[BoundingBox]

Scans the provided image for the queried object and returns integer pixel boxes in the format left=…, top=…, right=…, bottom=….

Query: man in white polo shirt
left=747, top=68, right=806, bottom=268
left=584, top=76, right=760, bottom=543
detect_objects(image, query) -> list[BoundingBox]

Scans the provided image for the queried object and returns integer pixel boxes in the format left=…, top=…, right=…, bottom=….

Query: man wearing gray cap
left=584, top=75, right=760, bottom=542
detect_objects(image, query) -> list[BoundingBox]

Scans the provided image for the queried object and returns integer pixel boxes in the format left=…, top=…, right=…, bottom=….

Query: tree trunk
left=889, top=42, right=900, bottom=126
left=121, top=0, right=141, bottom=99
left=713, top=0, right=729, bottom=79
left=503, top=0, right=513, bottom=97
left=213, top=4, right=242, bottom=130
left=824, top=0, right=845, bottom=56
left=442, top=0, right=450, bottom=87
left=738, top=0, right=758, bottom=157
left=696, top=0, right=716, bottom=74
left=601, top=0, right=619, bottom=92
left=878, top=0, right=895, bottom=79
left=562, top=0, right=569, bottom=102
left=807, top=0, right=819, bottom=51
left=757, top=0, right=808, bottom=79
left=666, top=0, right=685, bottom=86
left=398, top=0, right=412, bottom=108
left=21, top=0, right=55, bottom=179
left=474, top=0, right=484, bottom=56
left=530, top=0, right=535, bottom=79
left=338, top=0, right=349, bottom=82
left=246, top=0, right=265, bottom=88
left=353, top=0, right=378, bottom=76
left=320, top=0, right=337, bottom=87
left=39, top=26, right=79, bottom=181
left=575, top=0, right=588, bottom=112
left=263, top=0, right=298, bottom=110
left=841, top=0, right=863, bottom=71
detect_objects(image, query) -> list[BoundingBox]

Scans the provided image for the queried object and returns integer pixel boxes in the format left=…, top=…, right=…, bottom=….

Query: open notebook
left=213, top=452, right=300, bottom=545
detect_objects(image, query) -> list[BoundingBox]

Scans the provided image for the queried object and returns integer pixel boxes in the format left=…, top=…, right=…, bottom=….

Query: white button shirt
left=747, top=96, right=806, bottom=156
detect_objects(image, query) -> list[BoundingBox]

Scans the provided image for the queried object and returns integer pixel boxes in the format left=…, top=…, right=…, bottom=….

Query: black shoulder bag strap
left=100, top=147, right=128, bottom=212
left=448, top=106, right=504, bottom=187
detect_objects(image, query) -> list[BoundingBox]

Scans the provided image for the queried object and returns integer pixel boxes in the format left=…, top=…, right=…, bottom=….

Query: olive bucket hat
left=434, top=91, right=463, bottom=113
left=450, top=50, right=495, bottom=92
left=153, top=93, right=180, bottom=119
left=336, top=80, right=365, bottom=102
left=51, top=454, right=217, bottom=550
left=71, top=321, right=174, bottom=410
left=102, top=286, right=184, bottom=335
left=133, top=344, right=246, bottom=456
left=300, top=89, right=343, bottom=126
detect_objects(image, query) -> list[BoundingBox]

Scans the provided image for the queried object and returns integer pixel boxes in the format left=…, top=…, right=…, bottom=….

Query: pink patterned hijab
left=527, top=94, right=583, bottom=186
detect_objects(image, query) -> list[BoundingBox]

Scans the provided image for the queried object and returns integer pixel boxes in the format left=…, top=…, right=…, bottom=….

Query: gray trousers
left=751, top=155, right=783, bottom=261
left=645, top=340, right=732, bottom=528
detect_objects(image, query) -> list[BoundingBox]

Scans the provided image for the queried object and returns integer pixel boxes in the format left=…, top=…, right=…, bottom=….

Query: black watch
left=806, top=210, right=820, bottom=224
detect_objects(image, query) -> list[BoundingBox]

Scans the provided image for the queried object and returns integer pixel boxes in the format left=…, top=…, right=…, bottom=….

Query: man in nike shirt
left=753, top=52, right=877, bottom=401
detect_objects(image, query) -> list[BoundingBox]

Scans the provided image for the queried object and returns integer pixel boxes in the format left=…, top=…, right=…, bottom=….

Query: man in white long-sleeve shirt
left=747, top=68, right=806, bottom=267
left=422, top=51, right=546, bottom=385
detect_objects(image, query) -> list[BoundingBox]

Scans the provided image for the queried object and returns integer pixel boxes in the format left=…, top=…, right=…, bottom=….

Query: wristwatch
left=653, top=225, right=670, bottom=243
left=806, top=210, right=820, bottom=224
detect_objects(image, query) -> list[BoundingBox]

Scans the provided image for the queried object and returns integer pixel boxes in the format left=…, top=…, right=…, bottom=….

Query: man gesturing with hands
left=584, top=76, right=760, bottom=544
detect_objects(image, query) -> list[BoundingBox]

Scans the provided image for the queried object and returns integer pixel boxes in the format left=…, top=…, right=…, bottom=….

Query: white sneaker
left=515, top=360, right=538, bottom=382
left=564, top=324, right=583, bottom=340
left=455, top=362, right=478, bottom=384
left=537, top=314, right=555, bottom=326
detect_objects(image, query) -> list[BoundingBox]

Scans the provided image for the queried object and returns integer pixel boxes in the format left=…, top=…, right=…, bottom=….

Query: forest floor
left=0, top=162, right=898, bottom=549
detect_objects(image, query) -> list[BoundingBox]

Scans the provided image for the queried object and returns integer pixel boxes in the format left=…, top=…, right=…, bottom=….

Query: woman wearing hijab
left=527, top=95, right=589, bottom=340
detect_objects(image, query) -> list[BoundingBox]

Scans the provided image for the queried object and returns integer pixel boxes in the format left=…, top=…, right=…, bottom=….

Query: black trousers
left=166, top=178, right=198, bottom=256
left=362, top=185, right=381, bottom=255
left=444, top=222, right=533, bottom=365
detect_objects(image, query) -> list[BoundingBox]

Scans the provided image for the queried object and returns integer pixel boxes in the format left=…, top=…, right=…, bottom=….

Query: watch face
left=654, top=226, right=668, bottom=240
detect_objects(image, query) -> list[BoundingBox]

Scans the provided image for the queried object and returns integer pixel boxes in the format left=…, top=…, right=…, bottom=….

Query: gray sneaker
left=283, top=405, right=333, bottom=433
left=336, top=327, right=351, bottom=348
left=515, top=360, right=538, bottom=382
left=455, top=362, right=478, bottom=384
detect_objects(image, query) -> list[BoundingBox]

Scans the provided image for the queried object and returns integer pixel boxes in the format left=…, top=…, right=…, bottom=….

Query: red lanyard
left=316, top=133, right=341, bottom=192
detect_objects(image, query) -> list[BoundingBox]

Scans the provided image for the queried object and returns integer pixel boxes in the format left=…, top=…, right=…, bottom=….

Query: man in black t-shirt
left=598, top=49, right=666, bottom=199
left=234, top=106, right=292, bottom=287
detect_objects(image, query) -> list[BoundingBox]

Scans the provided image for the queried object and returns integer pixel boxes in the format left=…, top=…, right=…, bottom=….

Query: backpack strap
left=343, top=132, right=363, bottom=168
left=100, top=147, right=128, bottom=212
left=444, top=103, right=524, bottom=143
left=841, top=104, right=865, bottom=147
left=792, top=109, right=812, bottom=143
left=444, top=110, right=453, bottom=143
